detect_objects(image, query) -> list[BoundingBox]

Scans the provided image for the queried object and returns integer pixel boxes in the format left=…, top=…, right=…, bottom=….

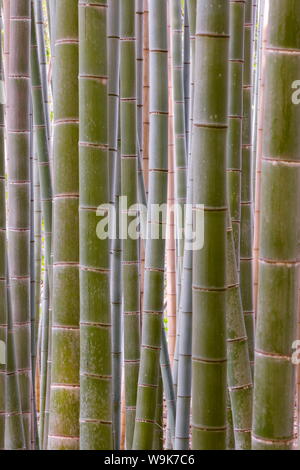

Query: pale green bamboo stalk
left=7, top=0, right=32, bottom=448
left=192, top=0, right=229, bottom=450
left=120, top=0, right=140, bottom=450
left=132, top=0, right=168, bottom=450
left=48, top=0, right=80, bottom=450
left=253, top=0, right=300, bottom=450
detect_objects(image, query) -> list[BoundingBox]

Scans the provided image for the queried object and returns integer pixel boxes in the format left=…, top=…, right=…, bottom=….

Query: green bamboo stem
left=240, top=0, right=254, bottom=369
left=153, top=372, right=163, bottom=450
left=226, top=393, right=235, bottom=449
left=29, top=111, right=39, bottom=450
left=160, top=326, right=176, bottom=449
left=108, top=0, right=121, bottom=450
left=0, top=6, right=6, bottom=445
left=142, top=0, right=149, bottom=195
left=174, top=163, right=192, bottom=451
left=253, top=0, right=300, bottom=450
left=170, top=0, right=187, bottom=278
left=5, top=269, right=26, bottom=450
left=43, top=301, right=52, bottom=450
left=33, top=152, right=41, bottom=352
left=111, top=146, right=122, bottom=450
left=48, top=0, right=80, bottom=450
left=183, top=1, right=190, bottom=152
left=7, top=0, right=32, bottom=448
left=192, top=0, right=229, bottom=450
left=108, top=0, right=120, bottom=202
left=174, top=1, right=196, bottom=450
left=79, top=0, right=113, bottom=450
left=120, top=0, right=140, bottom=450
left=30, top=4, right=52, bottom=271
left=39, top=269, right=49, bottom=448
left=132, top=0, right=168, bottom=450
left=226, top=213, right=253, bottom=449
left=227, top=0, right=245, bottom=265
left=136, top=0, right=143, bottom=161
left=33, top=0, right=50, bottom=143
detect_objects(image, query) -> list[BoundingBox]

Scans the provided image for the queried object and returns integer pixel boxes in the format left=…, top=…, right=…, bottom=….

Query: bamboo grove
left=0, top=0, right=300, bottom=451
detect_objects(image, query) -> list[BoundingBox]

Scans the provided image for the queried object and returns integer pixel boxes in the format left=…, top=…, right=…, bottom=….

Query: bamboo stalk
left=192, top=0, right=229, bottom=450
left=7, top=0, right=32, bottom=448
left=240, top=0, right=254, bottom=369
left=108, top=0, right=121, bottom=450
left=120, top=0, right=140, bottom=450
left=78, top=0, right=113, bottom=450
left=253, top=0, right=300, bottom=450
left=132, top=0, right=168, bottom=450
left=48, top=0, right=80, bottom=450
left=0, top=4, right=6, bottom=446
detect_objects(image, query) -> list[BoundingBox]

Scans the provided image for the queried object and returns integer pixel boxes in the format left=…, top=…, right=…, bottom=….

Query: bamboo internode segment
left=253, top=0, right=300, bottom=450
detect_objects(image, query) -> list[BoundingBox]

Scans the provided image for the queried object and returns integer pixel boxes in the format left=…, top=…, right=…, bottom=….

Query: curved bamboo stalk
left=192, top=0, right=229, bottom=450
left=48, top=0, right=80, bottom=450
left=253, top=0, right=300, bottom=450
left=132, top=0, right=168, bottom=450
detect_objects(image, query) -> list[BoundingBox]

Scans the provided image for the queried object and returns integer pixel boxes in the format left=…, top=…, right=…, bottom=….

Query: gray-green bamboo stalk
left=132, top=0, right=168, bottom=450
left=120, top=0, right=140, bottom=450
left=192, top=0, right=229, bottom=450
